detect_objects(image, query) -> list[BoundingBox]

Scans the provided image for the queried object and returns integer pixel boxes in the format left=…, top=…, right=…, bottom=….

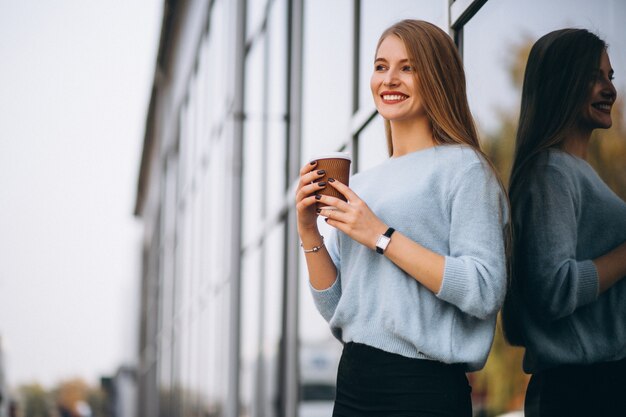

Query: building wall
left=135, top=1, right=626, bottom=416
left=0, top=337, right=8, bottom=417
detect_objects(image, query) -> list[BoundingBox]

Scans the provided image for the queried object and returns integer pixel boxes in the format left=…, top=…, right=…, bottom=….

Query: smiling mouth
left=592, top=103, right=612, bottom=113
left=381, top=94, right=408, bottom=102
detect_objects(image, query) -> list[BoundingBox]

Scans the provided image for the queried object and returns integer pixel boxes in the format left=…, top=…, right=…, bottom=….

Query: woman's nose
left=383, top=71, right=399, bottom=87
left=601, top=81, right=617, bottom=100
left=600, top=74, right=617, bottom=98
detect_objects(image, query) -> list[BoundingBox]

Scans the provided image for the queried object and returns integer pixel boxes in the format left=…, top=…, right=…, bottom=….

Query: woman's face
left=370, top=35, right=426, bottom=123
left=578, top=50, right=617, bottom=131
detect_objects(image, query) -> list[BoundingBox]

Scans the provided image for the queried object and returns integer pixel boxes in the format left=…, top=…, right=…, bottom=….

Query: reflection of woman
left=504, top=29, right=626, bottom=416
left=295, top=20, right=509, bottom=416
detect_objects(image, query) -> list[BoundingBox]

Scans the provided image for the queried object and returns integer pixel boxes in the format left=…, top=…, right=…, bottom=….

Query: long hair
left=376, top=20, right=479, bottom=155
left=508, top=28, right=607, bottom=204
left=502, top=29, right=607, bottom=346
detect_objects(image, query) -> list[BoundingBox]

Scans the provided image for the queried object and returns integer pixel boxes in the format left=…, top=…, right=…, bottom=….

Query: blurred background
left=0, top=1, right=624, bottom=417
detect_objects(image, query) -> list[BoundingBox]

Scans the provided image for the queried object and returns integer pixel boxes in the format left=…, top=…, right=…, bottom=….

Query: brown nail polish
left=328, top=178, right=335, bottom=182
left=315, top=194, right=322, bottom=200
left=310, top=160, right=317, bottom=165
left=316, top=208, right=321, bottom=213
left=317, top=170, right=326, bottom=175
left=318, top=181, right=327, bottom=187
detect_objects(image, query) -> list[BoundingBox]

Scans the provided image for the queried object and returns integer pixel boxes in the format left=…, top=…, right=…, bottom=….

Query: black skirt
left=333, top=342, right=472, bottom=417
left=525, top=357, right=626, bottom=417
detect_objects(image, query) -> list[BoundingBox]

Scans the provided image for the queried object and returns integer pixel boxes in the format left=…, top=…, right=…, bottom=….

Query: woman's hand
left=316, top=178, right=388, bottom=250
left=295, top=160, right=328, bottom=234
left=295, top=161, right=338, bottom=291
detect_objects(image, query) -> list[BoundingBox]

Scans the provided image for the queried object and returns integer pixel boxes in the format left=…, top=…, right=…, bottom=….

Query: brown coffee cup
left=311, top=152, right=352, bottom=209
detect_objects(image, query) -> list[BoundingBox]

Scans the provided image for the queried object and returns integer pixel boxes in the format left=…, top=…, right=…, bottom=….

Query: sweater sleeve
left=516, top=165, right=599, bottom=321
left=437, top=162, right=508, bottom=319
left=309, top=228, right=342, bottom=322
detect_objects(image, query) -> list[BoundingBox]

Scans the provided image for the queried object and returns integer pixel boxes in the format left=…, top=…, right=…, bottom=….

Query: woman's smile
left=381, top=91, right=409, bottom=104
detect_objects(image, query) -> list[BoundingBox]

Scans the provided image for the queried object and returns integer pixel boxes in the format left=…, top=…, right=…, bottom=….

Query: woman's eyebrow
left=374, top=57, right=410, bottom=63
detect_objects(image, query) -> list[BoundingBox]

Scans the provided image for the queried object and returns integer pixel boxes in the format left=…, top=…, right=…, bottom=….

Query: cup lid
left=310, top=152, right=352, bottom=162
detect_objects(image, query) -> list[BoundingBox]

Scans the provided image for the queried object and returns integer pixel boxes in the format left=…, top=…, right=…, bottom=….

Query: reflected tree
left=17, top=383, right=52, bottom=417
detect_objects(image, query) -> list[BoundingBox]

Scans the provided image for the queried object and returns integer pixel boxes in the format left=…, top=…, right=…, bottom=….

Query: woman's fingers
left=297, top=166, right=327, bottom=192
left=296, top=180, right=327, bottom=203
left=326, top=178, right=359, bottom=202
left=319, top=207, right=348, bottom=222
left=313, top=194, right=350, bottom=212
left=299, top=160, right=317, bottom=176
left=295, top=160, right=328, bottom=205
left=298, top=160, right=327, bottom=187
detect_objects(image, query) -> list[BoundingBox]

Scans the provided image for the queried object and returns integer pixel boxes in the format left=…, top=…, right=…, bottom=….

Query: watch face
left=376, top=235, right=391, bottom=253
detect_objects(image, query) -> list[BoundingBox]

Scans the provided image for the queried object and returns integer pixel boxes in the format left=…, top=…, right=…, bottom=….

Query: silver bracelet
left=301, top=236, right=325, bottom=253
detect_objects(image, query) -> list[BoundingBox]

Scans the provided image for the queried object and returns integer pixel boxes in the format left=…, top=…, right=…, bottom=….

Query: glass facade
left=135, top=1, right=626, bottom=416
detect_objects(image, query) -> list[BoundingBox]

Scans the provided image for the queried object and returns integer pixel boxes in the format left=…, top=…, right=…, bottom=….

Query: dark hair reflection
left=509, top=28, right=607, bottom=198
left=503, top=28, right=626, bottom=417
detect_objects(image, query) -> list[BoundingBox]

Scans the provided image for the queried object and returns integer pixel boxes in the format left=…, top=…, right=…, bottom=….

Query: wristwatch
left=375, top=227, right=395, bottom=254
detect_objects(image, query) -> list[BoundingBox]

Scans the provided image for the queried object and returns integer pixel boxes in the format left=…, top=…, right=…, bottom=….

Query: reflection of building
left=0, top=336, right=8, bottom=417
left=298, top=339, right=341, bottom=417
left=134, top=1, right=625, bottom=416
left=101, top=366, right=137, bottom=417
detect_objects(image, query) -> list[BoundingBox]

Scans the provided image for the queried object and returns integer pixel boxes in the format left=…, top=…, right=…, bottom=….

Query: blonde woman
left=295, top=20, right=509, bottom=416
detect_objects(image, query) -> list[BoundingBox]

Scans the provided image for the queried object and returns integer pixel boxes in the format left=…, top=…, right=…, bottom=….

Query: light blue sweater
left=511, top=149, right=626, bottom=373
left=310, top=145, right=509, bottom=371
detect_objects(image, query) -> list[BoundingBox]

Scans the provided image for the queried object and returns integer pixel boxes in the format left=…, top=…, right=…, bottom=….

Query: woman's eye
left=402, top=65, right=413, bottom=72
left=375, top=64, right=386, bottom=71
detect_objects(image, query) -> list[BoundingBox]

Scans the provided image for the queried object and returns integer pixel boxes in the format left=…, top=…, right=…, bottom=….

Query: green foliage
left=17, top=379, right=112, bottom=417
left=17, top=384, right=52, bottom=417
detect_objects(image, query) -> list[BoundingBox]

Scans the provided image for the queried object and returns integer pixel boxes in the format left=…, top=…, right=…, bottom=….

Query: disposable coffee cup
left=311, top=152, right=352, bottom=210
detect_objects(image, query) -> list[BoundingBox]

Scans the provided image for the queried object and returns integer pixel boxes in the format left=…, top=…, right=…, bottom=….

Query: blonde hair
left=376, top=20, right=479, bottom=155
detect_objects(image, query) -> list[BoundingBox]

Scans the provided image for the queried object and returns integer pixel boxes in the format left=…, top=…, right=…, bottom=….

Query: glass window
left=247, top=0, right=269, bottom=37
left=240, top=248, right=262, bottom=417
left=260, top=223, right=285, bottom=417
left=242, top=36, right=266, bottom=246
left=207, top=0, right=228, bottom=133
left=157, top=155, right=178, bottom=417
left=462, top=1, right=626, bottom=414
left=301, top=0, right=353, bottom=164
left=265, top=0, right=288, bottom=217
left=204, top=133, right=230, bottom=416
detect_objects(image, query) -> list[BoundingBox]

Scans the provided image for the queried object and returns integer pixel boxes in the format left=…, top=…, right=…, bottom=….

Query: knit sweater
left=310, top=144, right=509, bottom=371
left=511, top=149, right=626, bottom=373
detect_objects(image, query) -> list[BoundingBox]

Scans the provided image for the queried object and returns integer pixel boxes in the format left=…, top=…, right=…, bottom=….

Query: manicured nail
left=328, top=178, right=335, bottom=182
left=315, top=195, right=322, bottom=200
left=317, top=170, right=326, bottom=175
left=316, top=208, right=321, bottom=213
left=318, top=181, right=327, bottom=187
left=324, top=218, right=329, bottom=223
left=310, top=160, right=317, bottom=165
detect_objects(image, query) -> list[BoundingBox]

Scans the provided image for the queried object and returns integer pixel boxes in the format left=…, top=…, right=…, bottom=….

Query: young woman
left=295, top=19, right=509, bottom=417
left=504, top=28, right=626, bottom=416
